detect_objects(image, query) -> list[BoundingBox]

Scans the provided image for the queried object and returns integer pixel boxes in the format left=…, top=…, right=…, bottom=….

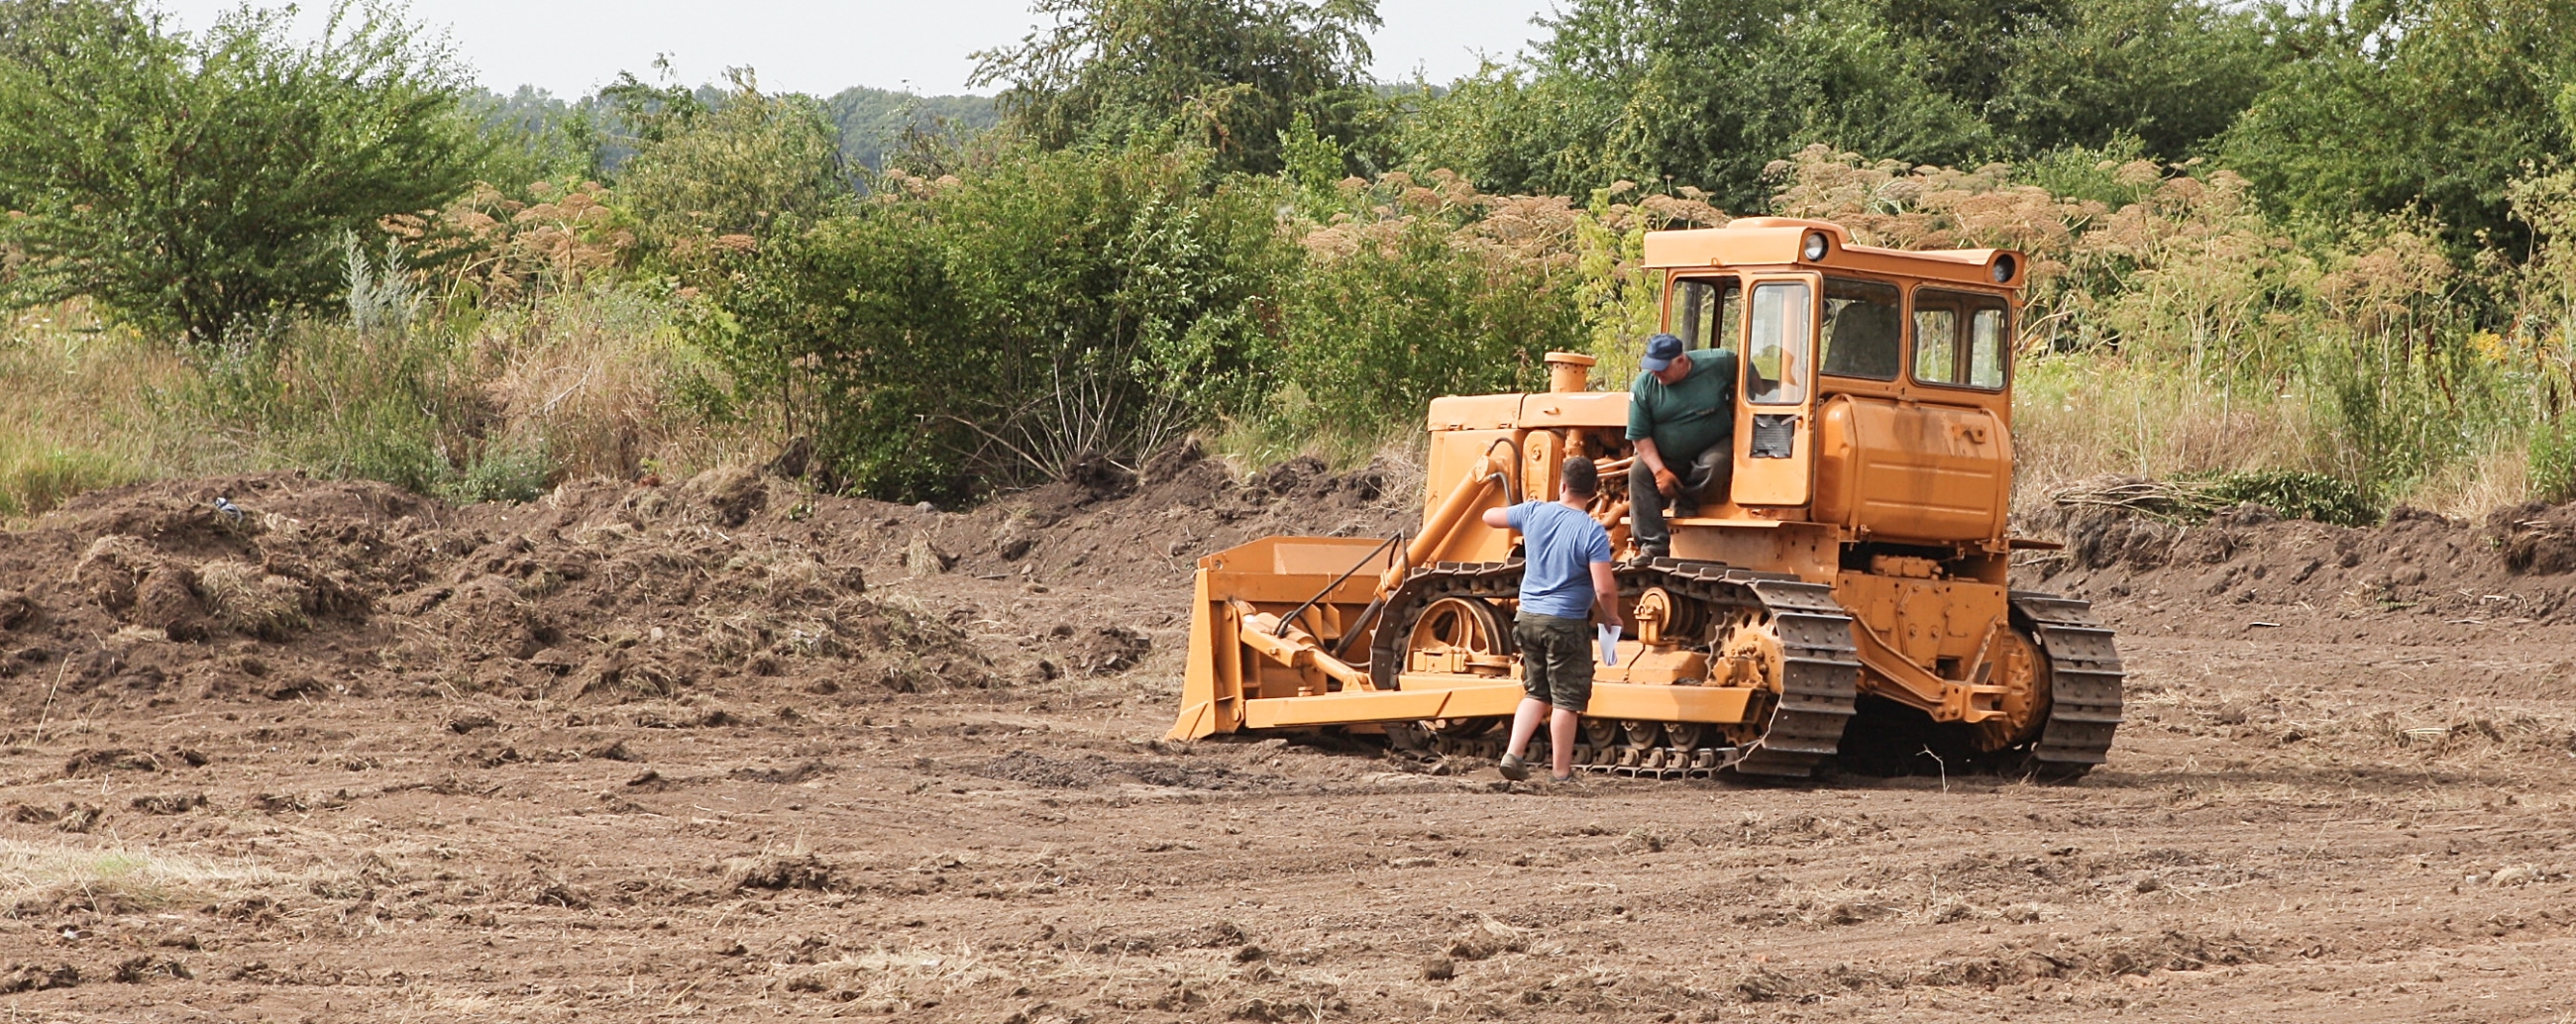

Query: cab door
left=1732, top=275, right=1817, bottom=507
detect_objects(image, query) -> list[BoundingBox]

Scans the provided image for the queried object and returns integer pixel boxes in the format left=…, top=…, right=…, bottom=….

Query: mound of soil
left=2016, top=498, right=2576, bottom=645
left=0, top=447, right=1411, bottom=721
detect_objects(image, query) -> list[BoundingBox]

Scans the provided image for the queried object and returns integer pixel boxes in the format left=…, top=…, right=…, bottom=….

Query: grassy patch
left=0, top=443, right=136, bottom=520
left=0, top=284, right=758, bottom=516
left=0, top=837, right=332, bottom=915
left=0, top=309, right=202, bottom=520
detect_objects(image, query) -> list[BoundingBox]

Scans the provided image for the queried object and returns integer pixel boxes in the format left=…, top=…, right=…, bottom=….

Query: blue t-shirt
left=1505, top=500, right=1614, bottom=620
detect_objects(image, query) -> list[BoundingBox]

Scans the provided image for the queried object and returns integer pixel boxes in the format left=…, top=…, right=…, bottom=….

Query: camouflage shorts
left=1514, top=613, right=1594, bottom=713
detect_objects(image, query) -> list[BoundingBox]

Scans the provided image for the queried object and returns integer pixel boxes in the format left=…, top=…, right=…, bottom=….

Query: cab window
left=1911, top=287, right=2010, bottom=389
left=1818, top=277, right=1902, bottom=380
left=1669, top=276, right=1742, bottom=352
left=1746, top=281, right=1809, bottom=405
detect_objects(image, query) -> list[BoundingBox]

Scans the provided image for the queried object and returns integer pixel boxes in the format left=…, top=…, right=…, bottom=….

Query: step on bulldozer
left=1169, top=218, right=2123, bottom=778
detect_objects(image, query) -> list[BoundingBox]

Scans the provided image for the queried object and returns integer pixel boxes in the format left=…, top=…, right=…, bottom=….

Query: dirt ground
left=4, top=452, right=2576, bottom=1022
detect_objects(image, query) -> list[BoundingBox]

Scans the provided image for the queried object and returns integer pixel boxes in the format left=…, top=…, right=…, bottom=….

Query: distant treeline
left=473, top=81, right=999, bottom=175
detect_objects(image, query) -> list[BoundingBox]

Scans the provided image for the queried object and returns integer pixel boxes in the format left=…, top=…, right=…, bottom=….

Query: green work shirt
left=1626, top=348, right=1737, bottom=460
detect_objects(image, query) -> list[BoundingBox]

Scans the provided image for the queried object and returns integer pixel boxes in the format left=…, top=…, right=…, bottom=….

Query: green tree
left=1394, top=0, right=2287, bottom=206
left=472, top=85, right=610, bottom=188
left=970, top=0, right=1381, bottom=175
left=2221, top=0, right=2576, bottom=250
left=608, top=67, right=850, bottom=240
left=1984, top=0, right=2280, bottom=159
left=1399, top=0, right=1993, bottom=209
left=0, top=0, right=485, bottom=343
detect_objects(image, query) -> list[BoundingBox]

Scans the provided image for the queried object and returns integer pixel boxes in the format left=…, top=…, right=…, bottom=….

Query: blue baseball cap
left=1640, top=333, right=1685, bottom=371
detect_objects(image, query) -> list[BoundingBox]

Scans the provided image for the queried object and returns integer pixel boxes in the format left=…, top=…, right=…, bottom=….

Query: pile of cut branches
left=2050, top=471, right=2376, bottom=528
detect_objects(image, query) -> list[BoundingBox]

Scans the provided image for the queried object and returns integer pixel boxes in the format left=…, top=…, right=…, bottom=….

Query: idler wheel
left=1971, top=626, right=2052, bottom=753
left=1709, top=608, right=1785, bottom=747
left=1403, top=596, right=1515, bottom=676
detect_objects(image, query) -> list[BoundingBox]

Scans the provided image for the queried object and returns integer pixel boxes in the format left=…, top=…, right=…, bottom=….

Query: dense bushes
left=607, top=69, right=851, bottom=242
left=1396, top=0, right=2279, bottom=213
left=1276, top=179, right=1582, bottom=432
left=694, top=147, right=1291, bottom=503
left=1271, top=174, right=1720, bottom=438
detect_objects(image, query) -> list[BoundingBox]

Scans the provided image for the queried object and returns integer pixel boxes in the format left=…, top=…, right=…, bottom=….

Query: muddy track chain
left=2009, top=590, right=2125, bottom=776
left=1371, top=558, right=1861, bottom=779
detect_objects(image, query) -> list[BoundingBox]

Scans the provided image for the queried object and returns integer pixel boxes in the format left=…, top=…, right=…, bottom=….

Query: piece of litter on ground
left=2247, top=622, right=2282, bottom=628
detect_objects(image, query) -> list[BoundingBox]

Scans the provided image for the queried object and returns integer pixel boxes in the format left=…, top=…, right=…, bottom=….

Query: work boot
left=1496, top=753, right=1532, bottom=781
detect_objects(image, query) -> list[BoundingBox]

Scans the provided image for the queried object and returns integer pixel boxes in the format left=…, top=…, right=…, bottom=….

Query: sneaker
left=1548, top=773, right=1579, bottom=785
left=1496, top=753, right=1531, bottom=781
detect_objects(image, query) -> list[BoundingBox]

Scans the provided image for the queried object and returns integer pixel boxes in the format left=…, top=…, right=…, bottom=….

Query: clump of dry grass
left=194, top=559, right=312, bottom=638
left=778, top=943, right=1017, bottom=1011
left=2012, top=356, right=2328, bottom=510
left=475, top=286, right=760, bottom=482
left=0, top=837, right=336, bottom=916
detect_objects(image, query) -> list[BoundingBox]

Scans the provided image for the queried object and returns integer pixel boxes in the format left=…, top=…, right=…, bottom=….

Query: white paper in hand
left=1597, top=624, right=1621, bottom=666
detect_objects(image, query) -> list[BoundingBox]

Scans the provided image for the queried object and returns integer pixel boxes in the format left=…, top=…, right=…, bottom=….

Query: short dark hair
left=1560, top=456, right=1598, bottom=498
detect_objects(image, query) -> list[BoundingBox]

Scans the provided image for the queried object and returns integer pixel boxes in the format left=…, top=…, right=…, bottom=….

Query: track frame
left=1369, top=558, right=1863, bottom=778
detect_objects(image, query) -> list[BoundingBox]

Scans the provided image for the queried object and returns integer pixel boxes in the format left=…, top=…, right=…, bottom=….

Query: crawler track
left=2010, top=591, right=2126, bottom=776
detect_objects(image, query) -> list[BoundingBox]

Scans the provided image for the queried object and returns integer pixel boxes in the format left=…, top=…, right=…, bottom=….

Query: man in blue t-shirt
left=1477, top=457, right=1627, bottom=783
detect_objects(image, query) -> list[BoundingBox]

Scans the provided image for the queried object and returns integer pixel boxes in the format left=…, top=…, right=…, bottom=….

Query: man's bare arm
left=1588, top=561, right=1627, bottom=632
left=1634, top=436, right=1666, bottom=475
left=1480, top=506, right=1514, bottom=529
left=1634, top=437, right=1679, bottom=497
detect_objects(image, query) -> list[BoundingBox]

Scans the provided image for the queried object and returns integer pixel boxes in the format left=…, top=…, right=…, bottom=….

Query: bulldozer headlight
left=1991, top=255, right=2016, bottom=282
left=1802, top=232, right=1829, bottom=261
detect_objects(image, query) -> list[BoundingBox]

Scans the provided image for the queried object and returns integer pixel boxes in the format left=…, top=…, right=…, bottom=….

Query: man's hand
left=1653, top=467, right=1681, bottom=498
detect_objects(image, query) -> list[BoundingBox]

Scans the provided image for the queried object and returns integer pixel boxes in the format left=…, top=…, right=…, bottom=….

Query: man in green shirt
left=1627, top=333, right=1737, bottom=559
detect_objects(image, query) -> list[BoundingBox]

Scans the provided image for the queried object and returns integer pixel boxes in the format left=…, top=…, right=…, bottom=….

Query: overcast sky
left=143, top=1, right=1562, bottom=98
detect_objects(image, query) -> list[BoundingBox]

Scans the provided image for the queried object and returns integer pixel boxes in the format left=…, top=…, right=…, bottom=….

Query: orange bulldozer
left=1168, top=218, right=2122, bottom=778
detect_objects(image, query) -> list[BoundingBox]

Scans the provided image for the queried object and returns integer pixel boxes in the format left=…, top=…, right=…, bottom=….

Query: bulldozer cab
left=1644, top=218, right=2022, bottom=544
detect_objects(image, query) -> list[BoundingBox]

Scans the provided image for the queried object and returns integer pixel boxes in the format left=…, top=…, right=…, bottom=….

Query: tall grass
left=0, top=280, right=753, bottom=520
left=1773, top=145, right=2576, bottom=519
left=2010, top=355, right=2325, bottom=506
left=475, top=285, right=748, bottom=482
left=0, top=305, right=206, bottom=519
